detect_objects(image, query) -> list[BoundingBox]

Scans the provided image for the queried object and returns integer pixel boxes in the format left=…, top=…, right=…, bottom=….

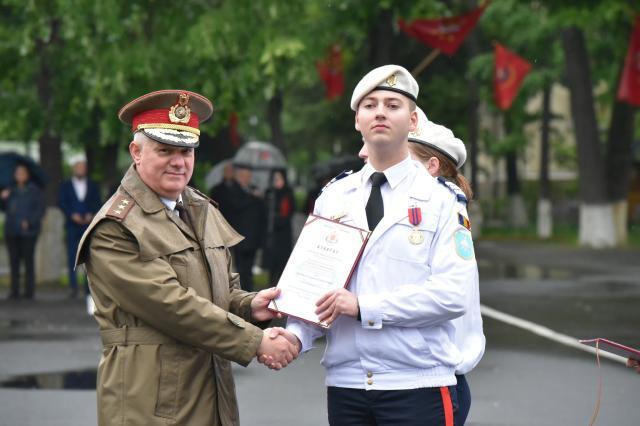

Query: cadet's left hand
left=315, top=288, right=358, bottom=326
left=628, top=358, right=640, bottom=374
left=251, top=287, right=283, bottom=321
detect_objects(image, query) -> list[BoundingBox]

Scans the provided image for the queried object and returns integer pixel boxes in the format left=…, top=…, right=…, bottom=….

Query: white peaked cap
left=350, top=64, right=419, bottom=111
left=408, top=107, right=467, bottom=168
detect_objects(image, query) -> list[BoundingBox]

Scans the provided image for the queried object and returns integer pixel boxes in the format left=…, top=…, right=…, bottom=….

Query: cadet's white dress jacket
left=436, top=178, right=485, bottom=375
left=287, top=156, right=480, bottom=390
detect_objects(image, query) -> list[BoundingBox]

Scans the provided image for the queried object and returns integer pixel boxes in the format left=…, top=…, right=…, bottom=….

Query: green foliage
left=0, top=0, right=636, bottom=191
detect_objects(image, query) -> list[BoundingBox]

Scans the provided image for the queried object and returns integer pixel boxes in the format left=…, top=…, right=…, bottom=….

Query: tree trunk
left=369, top=7, right=393, bottom=67
left=266, top=89, right=285, bottom=155
left=537, top=85, right=552, bottom=238
left=503, top=112, right=527, bottom=227
left=561, top=26, right=615, bottom=247
left=83, top=106, right=101, bottom=176
left=465, top=0, right=480, bottom=198
left=36, top=18, right=63, bottom=207
left=35, top=17, right=66, bottom=283
left=103, top=142, right=122, bottom=196
left=561, top=27, right=608, bottom=202
left=505, top=151, right=520, bottom=197
left=506, top=150, right=528, bottom=227
left=605, top=99, right=635, bottom=244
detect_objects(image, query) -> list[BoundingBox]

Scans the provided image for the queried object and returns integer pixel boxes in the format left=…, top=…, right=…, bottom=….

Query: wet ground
left=0, top=240, right=639, bottom=425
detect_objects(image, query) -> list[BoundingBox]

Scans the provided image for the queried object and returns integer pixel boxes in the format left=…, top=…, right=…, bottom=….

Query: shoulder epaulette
left=437, top=176, right=468, bottom=204
left=322, top=170, right=353, bottom=192
left=105, top=194, right=135, bottom=221
left=188, top=186, right=219, bottom=208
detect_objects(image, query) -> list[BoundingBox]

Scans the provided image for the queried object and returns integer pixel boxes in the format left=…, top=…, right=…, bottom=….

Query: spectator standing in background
left=264, top=169, right=294, bottom=284
left=58, top=155, right=102, bottom=298
left=226, top=165, right=266, bottom=292
left=1, top=164, right=45, bottom=299
left=210, top=161, right=235, bottom=219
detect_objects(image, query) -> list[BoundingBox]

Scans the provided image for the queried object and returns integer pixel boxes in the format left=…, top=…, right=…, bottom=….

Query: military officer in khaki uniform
left=76, top=90, right=299, bottom=426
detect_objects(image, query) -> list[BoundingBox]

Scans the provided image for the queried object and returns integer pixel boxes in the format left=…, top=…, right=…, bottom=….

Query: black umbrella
left=311, top=154, right=364, bottom=181
left=0, top=152, right=47, bottom=188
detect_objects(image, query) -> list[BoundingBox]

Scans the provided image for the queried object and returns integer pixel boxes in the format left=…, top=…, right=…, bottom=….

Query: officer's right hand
left=256, top=328, right=299, bottom=370
left=267, top=327, right=302, bottom=352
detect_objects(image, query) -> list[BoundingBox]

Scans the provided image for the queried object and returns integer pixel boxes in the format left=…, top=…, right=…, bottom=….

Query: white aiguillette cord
left=588, top=340, right=602, bottom=426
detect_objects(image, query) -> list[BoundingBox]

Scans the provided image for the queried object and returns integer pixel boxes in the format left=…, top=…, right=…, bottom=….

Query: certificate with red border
left=268, top=215, right=370, bottom=328
left=579, top=338, right=640, bottom=361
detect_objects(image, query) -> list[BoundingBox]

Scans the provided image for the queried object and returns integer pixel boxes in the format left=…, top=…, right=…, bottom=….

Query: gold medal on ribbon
left=409, top=228, right=424, bottom=245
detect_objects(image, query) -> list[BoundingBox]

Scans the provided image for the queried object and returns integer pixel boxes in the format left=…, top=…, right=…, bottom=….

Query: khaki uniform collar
left=120, top=164, right=171, bottom=214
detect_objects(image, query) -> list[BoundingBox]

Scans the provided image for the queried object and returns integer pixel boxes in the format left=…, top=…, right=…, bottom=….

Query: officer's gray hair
left=132, top=131, right=146, bottom=147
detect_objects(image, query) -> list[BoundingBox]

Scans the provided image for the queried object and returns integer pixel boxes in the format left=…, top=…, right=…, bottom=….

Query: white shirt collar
left=71, top=176, right=88, bottom=201
left=159, top=194, right=183, bottom=211
left=361, top=155, right=413, bottom=189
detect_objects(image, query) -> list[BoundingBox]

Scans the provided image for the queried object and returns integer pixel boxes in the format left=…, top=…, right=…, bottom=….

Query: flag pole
left=412, top=49, right=441, bottom=77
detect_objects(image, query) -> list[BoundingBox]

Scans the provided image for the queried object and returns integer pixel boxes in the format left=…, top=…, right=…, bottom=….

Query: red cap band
left=131, top=109, right=200, bottom=133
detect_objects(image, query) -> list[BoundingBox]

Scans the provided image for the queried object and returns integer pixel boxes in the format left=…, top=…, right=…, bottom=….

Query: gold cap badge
left=169, top=93, right=191, bottom=124
left=385, top=73, right=397, bottom=87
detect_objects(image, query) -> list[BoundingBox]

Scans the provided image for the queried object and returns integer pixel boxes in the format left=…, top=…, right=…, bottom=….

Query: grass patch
left=479, top=223, right=578, bottom=245
left=253, top=271, right=270, bottom=290
left=479, top=223, right=640, bottom=248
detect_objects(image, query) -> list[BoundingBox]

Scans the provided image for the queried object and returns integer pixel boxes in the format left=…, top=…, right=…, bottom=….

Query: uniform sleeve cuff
left=357, top=294, right=383, bottom=329
left=237, top=325, right=263, bottom=367
left=286, top=322, right=315, bottom=353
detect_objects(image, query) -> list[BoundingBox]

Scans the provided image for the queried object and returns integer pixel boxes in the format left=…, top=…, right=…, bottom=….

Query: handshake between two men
left=249, top=286, right=360, bottom=371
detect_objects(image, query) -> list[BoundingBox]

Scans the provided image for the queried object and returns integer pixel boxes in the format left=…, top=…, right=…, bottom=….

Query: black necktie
left=175, top=201, right=192, bottom=229
left=366, top=172, right=387, bottom=230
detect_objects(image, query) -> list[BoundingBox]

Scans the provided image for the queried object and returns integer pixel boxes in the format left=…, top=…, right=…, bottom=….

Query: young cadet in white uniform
left=287, top=65, right=479, bottom=426
left=407, top=107, right=485, bottom=425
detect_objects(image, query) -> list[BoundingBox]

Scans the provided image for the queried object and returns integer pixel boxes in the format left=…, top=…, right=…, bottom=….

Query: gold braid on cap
left=136, top=123, right=201, bottom=136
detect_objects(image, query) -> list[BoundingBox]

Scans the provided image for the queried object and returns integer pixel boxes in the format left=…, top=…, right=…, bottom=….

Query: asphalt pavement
left=0, top=239, right=639, bottom=425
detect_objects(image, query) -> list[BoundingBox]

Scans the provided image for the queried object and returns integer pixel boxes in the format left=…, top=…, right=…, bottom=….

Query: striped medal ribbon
left=408, top=205, right=424, bottom=245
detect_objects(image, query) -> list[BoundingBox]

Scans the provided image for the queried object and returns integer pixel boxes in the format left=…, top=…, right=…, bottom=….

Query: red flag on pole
left=398, top=3, right=488, bottom=56
left=316, top=44, right=344, bottom=100
left=494, top=43, right=532, bottom=110
left=617, top=17, right=640, bottom=106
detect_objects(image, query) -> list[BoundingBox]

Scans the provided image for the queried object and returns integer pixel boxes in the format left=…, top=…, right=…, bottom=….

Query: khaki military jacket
left=76, top=165, right=264, bottom=426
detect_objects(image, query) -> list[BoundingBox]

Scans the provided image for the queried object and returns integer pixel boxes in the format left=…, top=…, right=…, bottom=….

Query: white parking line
left=480, top=304, right=627, bottom=365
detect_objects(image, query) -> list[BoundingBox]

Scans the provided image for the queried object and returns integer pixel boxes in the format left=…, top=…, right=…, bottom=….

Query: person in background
left=210, top=161, right=235, bottom=219
left=303, top=174, right=331, bottom=216
left=226, top=165, right=266, bottom=292
left=0, top=164, right=45, bottom=299
left=58, top=155, right=102, bottom=298
left=407, top=107, right=484, bottom=426
left=264, top=169, right=295, bottom=284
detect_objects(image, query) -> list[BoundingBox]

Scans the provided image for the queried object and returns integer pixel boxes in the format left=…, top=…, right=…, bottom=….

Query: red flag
left=398, top=3, right=488, bottom=56
left=316, top=44, right=344, bottom=100
left=229, top=112, right=240, bottom=148
left=617, top=17, right=640, bottom=106
left=494, top=43, right=532, bottom=110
